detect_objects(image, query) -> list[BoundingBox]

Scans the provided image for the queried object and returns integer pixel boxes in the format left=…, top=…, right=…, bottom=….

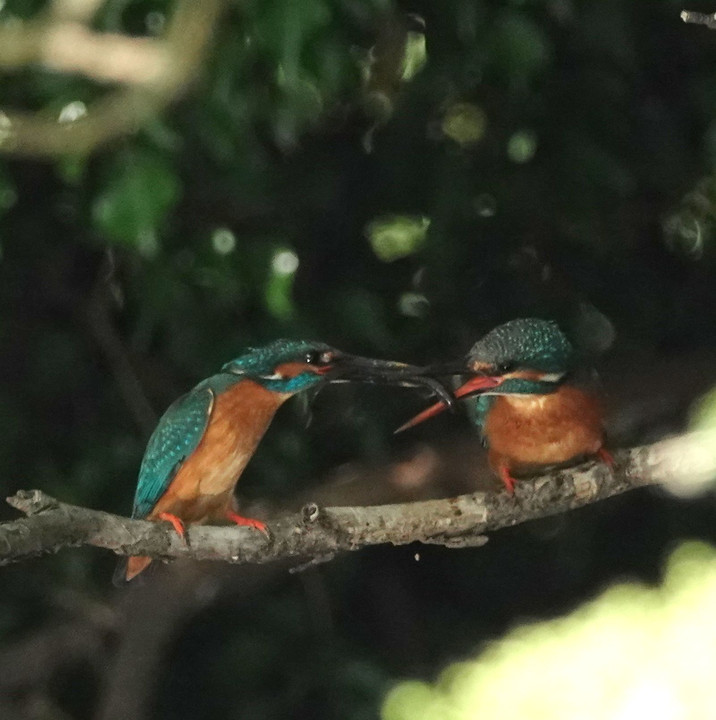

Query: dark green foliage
left=92, top=151, right=181, bottom=252
left=2, top=0, right=716, bottom=718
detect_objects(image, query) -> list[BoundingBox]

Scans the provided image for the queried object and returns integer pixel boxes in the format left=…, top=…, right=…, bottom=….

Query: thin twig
left=2, top=431, right=714, bottom=569
left=84, top=260, right=157, bottom=438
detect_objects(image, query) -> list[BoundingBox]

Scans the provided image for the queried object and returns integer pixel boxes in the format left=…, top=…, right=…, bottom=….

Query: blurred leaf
left=366, top=215, right=430, bottom=262
left=251, top=0, right=331, bottom=66
left=690, top=384, right=716, bottom=431
left=663, top=177, right=716, bottom=260
left=506, top=129, right=538, bottom=163
left=489, top=11, right=552, bottom=84
left=265, top=266, right=297, bottom=320
left=383, top=542, right=716, bottom=720
left=360, top=13, right=427, bottom=150
left=0, top=164, right=17, bottom=217
left=92, top=151, right=180, bottom=253
left=401, top=27, right=427, bottom=82
left=55, top=155, right=87, bottom=185
left=442, top=102, right=487, bottom=146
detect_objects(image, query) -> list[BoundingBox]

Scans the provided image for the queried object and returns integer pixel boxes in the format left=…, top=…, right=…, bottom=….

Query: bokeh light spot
left=58, top=101, right=87, bottom=124
left=507, top=130, right=537, bottom=163
left=442, top=103, right=487, bottom=146
left=474, top=193, right=497, bottom=217
left=271, top=249, right=299, bottom=275
left=398, top=292, right=429, bottom=318
left=211, top=227, right=236, bottom=255
left=366, top=215, right=430, bottom=262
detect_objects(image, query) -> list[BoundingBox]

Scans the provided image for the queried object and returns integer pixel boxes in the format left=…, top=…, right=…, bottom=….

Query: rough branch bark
left=2, top=431, right=715, bottom=569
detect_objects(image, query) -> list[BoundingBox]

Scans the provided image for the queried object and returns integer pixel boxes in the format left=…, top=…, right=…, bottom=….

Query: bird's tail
left=112, top=556, right=152, bottom=586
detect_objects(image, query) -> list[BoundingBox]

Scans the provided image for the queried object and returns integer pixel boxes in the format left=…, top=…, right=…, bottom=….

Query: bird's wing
left=131, top=386, right=215, bottom=519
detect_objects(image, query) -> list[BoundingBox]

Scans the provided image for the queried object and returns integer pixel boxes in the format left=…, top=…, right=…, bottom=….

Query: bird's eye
left=497, top=362, right=513, bottom=373
left=305, top=350, right=334, bottom=365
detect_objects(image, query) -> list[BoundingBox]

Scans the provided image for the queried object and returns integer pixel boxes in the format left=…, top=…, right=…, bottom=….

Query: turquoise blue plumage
left=465, top=394, right=494, bottom=444
left=131, top=373, right=243, bottom=519
left=463, top=319, right=574, bottom=443
left=130, top=341, right=330, bottom=521
left=120, top=338, right=447, bottom=582
left=397, top=318, right=609, bottom=495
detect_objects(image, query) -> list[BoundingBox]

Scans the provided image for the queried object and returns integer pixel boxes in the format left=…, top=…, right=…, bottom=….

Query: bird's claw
left=597, top=448, right=614, bottom=468
left=157, top=512, right=186, bottom=540
left=225, top=510, right=271, bottom=539
left=498, top=466, right=516, bottom=495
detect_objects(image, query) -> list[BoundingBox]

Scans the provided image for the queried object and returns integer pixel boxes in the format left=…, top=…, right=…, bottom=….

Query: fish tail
left=112, top=555, right=152, bottom=585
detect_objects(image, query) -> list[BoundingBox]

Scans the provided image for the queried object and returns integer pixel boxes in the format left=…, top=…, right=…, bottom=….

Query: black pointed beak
left=395, top=373, right=503, bottom=433
left=393, top=360, right=505, bottom=433
left=323, top=355, right=457, bottom=410
left=414, top=360, right=474, bottom=376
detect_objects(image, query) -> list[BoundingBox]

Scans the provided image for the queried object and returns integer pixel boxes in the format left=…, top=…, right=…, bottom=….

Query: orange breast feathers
left=484, top=385, right=605, bottom=474
left=148, top=380, right=285, bottom=525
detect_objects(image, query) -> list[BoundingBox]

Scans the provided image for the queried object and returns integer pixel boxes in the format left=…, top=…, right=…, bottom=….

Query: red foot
left=597, top=448, right=614, bottom=468
left=226, top=510, right=270, bottom=537
left=157, top=512, right=186, bottom=539
left=498, top=466, right=516, bottom=495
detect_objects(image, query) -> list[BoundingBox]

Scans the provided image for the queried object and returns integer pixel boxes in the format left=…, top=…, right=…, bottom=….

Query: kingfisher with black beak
left=118, top=339, right=452, bottom=581
left=397, top=319, right=612, bottom=493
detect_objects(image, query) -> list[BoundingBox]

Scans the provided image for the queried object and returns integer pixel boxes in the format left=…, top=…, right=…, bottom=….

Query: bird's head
left=459, top=318, right=574, bottom=395
left=222, top=339, right=455, bottom=404
left=396, top=319, right=574, bottom=432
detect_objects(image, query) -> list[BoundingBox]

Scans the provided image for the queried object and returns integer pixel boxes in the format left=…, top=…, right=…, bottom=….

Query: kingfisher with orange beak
left=119, top=339, right=453, bottom=581
left=397, top=319, right=611, bottom=493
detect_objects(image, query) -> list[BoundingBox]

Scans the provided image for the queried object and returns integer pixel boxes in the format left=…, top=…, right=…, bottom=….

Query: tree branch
left=2, top=431, right=715, bottom=569
left=681, top=10, right=716, bottom=29
left=0, top=0, right=223, bottom=156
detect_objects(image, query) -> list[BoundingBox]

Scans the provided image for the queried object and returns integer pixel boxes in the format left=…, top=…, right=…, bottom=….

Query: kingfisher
left=119, top=339, right=453, bottom=581
left=397, top=318, right=611, bottom=493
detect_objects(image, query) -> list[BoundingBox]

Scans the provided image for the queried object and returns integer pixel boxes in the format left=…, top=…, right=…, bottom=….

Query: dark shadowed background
left=2, top=0, right=716, bottom=718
